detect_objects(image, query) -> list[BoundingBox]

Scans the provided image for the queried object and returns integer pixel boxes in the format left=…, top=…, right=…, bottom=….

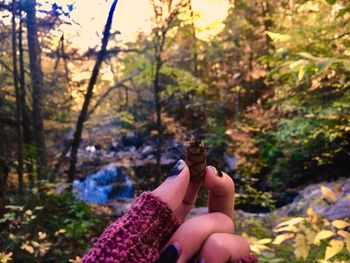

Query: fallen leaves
left=324, top=240, right=344, bottom=261
left=320, top=186, right=337, bottom=203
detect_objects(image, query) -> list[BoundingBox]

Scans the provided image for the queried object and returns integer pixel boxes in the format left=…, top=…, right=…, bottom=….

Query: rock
left=141, top=145, right=155, bottom=158
left=85, top=145, right=96, bottom=153
left=323, top=199, right=350, bottom=221
left=224, top=153, right=236, bottom=172
left=121, top=134, right=143, bottom=148
left=273, top=177, right=350, bottom=220
left=109, top=200, right=133, bottom=217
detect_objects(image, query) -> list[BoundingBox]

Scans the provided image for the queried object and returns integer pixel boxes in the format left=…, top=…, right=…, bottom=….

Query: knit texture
left=82, top=192, right=179, bottom=263
left=234, top=255, right=259, bottom=263
left=82, top=192, right=258, bottom=263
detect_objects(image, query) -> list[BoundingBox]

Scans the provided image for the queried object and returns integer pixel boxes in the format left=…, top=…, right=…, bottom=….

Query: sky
left=48, top=0, right=230, bottom=49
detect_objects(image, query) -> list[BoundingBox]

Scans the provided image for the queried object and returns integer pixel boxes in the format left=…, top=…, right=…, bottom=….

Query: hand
left=152, top=160, right=251, bottom=263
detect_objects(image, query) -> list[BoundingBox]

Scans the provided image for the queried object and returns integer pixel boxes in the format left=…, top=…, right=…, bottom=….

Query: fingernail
left=209, top=165, right=223, bottom=177
left=169, top=160, right=184, bottom=177
left=158, top=243, right=180, bottom=263
left=217, top=170, right=223, bottom=177
left=188, top=253, right=199, bottom=263
left=197, top=258, right=206, bottom=263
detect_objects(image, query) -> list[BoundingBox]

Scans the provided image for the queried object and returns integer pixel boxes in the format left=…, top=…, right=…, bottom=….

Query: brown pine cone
left=185, top=139, right=207, bottom=182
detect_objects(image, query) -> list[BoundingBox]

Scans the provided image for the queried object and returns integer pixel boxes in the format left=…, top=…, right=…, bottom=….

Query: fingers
left=203, top=166, right=235, bottom=218
left=175, top=180, right=202, bottom=221
left=152, top=160, right=190, bottom=213
left=158, top=212, right=234, bottom=263
left=197, top=233, right=250, bottom=263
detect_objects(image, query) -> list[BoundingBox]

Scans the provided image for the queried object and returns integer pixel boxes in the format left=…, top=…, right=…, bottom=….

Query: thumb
left=152, top=159, right=190, bottom=212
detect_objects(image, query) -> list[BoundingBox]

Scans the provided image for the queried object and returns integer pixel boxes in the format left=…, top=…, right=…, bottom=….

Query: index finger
left=203, top=166, right=235, bottom=218
left=174, top=180, right=202, bottom=221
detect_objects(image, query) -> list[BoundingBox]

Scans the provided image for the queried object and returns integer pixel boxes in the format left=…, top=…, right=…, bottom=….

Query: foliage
left=225, top=0, right=350, bottom=193
left=237, top=186, right=350, bottom=262
left=0, top=183, right=112, bottom=262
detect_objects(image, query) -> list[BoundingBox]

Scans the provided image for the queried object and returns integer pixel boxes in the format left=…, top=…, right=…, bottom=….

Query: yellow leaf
left=321, top=186, right=337, bottom=203
left=38, top=232, right=47, bottom=240
left=294, top=234, right=309, bottom=259
left=322, top=219, right=330, bottom=227
left=250, top=244, right=260, bottom=254
left=257, top=238, right=272, bottom=245
left=305, top=230, right=317, bottom=244
left=307, top=207, right=316, bottom=217
left=250, top=244, right=270, bottom=254
left=0, top=252, right=13, bottom=263
left=46, top=189, right=57, bottom=196
left=273, top=225, right=298, bottom=233
left=314, top=230, right=335, bottom=245
left=332, top=220, right=350, bottom=229
left=325, top=240, right=344, bottom=260
left=21, top=243, right=34, bottom=254
left=273, top=233, right=295, bottom=245
left=337, top=231, right=350, bottom=253
left=275, top=217, right=305, bottom=229
left=69, top=256, right=81, bottom=263
left=55, top=228, right=67, bottom=236
left=31, top=241, right=40, bottom=247
left=25, top=210, right=32, bottom=216
left=344, top=238, right=350, bottom=254
left=267, top=31, right=291, bottom=42
left=337, top=230, right=350, bottom=238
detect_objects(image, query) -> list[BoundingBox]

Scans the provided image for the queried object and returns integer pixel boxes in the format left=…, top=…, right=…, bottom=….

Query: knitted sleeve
left=82, top=192, right=179, bottom=263
left=82, top=192, right=258, bottom=263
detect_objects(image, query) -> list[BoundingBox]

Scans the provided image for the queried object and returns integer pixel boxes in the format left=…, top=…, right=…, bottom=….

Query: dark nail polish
left=209, top=165, right=223, bottom=177
left=158, top=243, right=180, bottom=263
left=188, top=253, right=199, bottom=263
left=217, top=170, right=223, bottom=177
left=169, top=160, right=184, bottom=177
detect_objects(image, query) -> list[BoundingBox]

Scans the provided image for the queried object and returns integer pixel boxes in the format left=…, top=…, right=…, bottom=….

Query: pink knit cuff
left=234, top=255, right=258, bottom=263
left=82, top=192, right=179, bottom=263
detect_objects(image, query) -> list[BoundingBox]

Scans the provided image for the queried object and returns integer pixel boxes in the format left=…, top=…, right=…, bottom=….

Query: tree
left=150, top=0, right=191, bottom=185
left=18, top=0, right=33, bottom=146
left=24, top=0, right=47, bottom=179
left=67, top=0, right=120, bottom=184
left=11, top=0, right=23, bottom=194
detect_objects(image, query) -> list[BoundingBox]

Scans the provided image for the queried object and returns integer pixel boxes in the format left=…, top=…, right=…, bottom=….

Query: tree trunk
left=25, top=0, right=47, bottom=179
left=67, top=0, right=119, bottom=184
left=0, top=117, right=9, bottom=215
left=18, top=1, right=33, bottom=145
left=261, top=1, right=273, bottom=55
left=0, top=159, right=10, bottom=216
left=189, top=2, right=199, bottom=77
left=154, top=60, right=163, bottom=186
left=12, top=0, right=24, bottom=194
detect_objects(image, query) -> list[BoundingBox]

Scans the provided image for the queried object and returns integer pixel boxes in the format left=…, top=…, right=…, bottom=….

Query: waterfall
left=73, top=165, right=134, bottom=204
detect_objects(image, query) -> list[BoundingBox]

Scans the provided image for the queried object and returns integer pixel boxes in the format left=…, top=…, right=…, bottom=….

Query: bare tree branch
left=87, top=73, right=137, bottom=117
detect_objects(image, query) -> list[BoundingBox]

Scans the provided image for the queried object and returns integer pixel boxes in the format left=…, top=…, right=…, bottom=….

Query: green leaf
left=326, top=0, right=337, bottom=5
left=338, top=6, right=350, bottom=17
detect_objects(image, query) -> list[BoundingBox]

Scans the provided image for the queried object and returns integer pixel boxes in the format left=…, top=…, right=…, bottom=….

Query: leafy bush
left=238, top=186, right=350, bottom=262
left=0, top=183, right=113, bottom=262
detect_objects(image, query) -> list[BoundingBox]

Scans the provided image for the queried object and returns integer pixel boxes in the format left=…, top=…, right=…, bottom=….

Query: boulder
left=273, top=177, right=350, bottom=220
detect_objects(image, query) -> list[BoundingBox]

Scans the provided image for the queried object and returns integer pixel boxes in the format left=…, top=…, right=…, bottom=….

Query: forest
left=0, top=0, right=349, bottom=262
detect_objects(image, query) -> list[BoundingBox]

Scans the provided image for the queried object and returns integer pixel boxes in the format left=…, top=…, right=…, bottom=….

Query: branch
left=87, top=73, right=136, bottom=117
left=82, top=46, right=148, bottom=59
left=332, top=32, right=350, bottom=40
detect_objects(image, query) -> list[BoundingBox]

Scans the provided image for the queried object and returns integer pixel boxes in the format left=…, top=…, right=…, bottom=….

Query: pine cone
left=185, top=139, right=207, bottom=182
